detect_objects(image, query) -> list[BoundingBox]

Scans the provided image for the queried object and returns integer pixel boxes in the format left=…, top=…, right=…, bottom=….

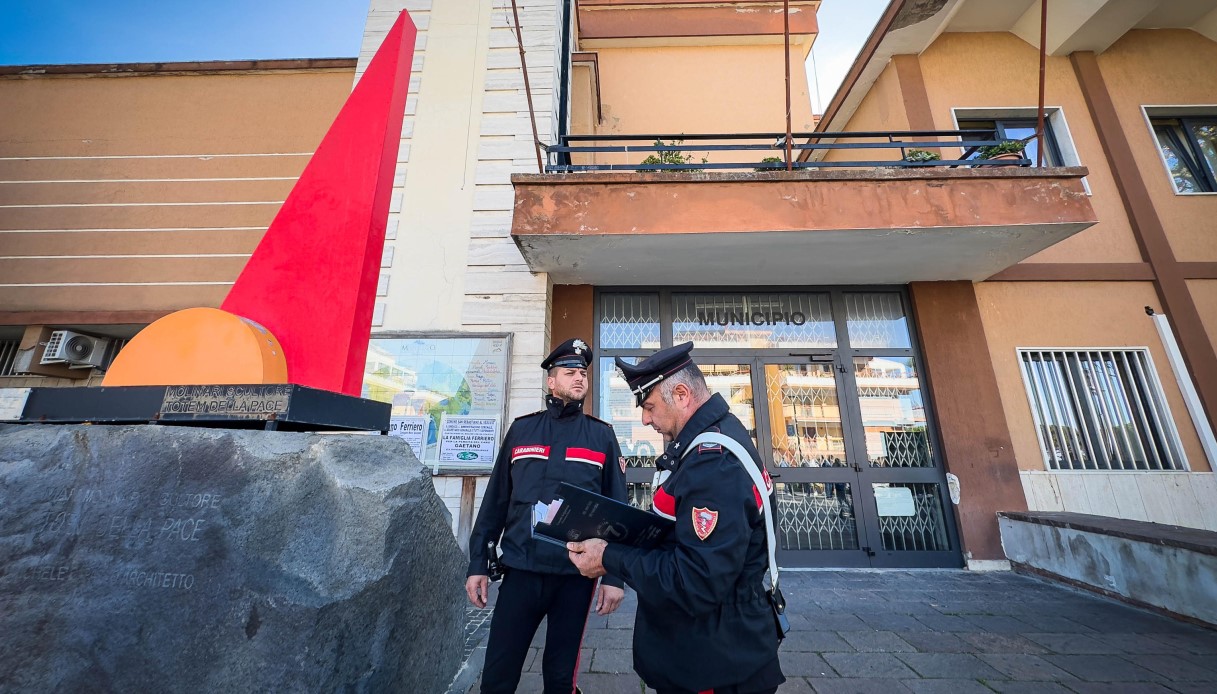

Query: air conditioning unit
left=40, top=330, right=112, bottom=369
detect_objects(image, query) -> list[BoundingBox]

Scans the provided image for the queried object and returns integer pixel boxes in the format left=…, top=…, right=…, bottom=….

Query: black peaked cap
left=542, top=337, right=592, bottom=370
left=614, top=341, right=695, bottom=407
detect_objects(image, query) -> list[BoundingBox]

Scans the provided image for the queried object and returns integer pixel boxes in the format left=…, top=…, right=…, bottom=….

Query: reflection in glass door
left=763, top=363, right=862, bottom=561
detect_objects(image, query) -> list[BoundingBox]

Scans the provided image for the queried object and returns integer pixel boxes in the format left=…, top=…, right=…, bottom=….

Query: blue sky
left=0, top=0, right=369, bottom=65
left=0, top=0, right=886, bottom=111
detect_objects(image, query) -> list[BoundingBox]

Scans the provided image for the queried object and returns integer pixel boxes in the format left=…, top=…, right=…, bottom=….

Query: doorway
left=595, top=288, right=962, bottom=568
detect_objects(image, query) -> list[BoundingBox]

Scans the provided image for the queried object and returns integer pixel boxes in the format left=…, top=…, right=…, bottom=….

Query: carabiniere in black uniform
left=468, top=394, right=627, bottom=581
left=467, top=338, right=627, bottom=694
left=603, top=343, right=783, bottom=694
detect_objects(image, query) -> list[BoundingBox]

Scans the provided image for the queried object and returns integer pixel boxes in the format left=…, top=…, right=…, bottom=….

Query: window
left=958, top=117, right=1063, bottom=166
left=0, top=339, right=19, bottom=376
left=1018, top=349, right=1186, bottom=471
left=1150, top=117, right=1217, bottom=193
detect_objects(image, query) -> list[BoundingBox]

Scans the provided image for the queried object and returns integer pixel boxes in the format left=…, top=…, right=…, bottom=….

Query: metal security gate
left=594, top=288, right=961, bottom=568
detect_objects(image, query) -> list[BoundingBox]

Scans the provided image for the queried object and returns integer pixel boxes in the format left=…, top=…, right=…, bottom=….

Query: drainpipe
left=556, top=0, right=574, bottom=166
left=1036, top=0, right=1048, bottom=167
left=784, top=0, right=793, bottom=170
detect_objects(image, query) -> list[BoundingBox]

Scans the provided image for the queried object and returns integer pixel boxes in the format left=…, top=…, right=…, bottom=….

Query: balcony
left=510, top=132, right=1097, bottom=285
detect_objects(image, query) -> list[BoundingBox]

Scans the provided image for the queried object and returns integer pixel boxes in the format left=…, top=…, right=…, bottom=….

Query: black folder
left=533, top=482, right=674, bottom=549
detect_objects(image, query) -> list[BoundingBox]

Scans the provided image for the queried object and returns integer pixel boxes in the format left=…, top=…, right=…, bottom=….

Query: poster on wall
left=438, top=414, right=500, bottom=467
left=361, top=335, right=511, bottom=468
left=388, top=415, right=429, bottom=461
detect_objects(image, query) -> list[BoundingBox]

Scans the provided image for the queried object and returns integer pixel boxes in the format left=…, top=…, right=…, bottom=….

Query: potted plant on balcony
left=754, top=156, right=785, bottom=172
left=639, top=138, right=706, bottom=172
left=974, top=139, right=1025, bottom=164
left=902, top=149, right=941, bottom=166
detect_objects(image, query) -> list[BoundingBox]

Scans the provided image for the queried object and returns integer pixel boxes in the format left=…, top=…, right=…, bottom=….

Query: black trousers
left=480, top=568, right=597, bottom=694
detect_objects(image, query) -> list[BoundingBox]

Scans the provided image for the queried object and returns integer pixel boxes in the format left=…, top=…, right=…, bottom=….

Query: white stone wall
left=1019, top=470, right=1217, bottom=531
left=358, top=1, right=562, bottom=541
left=357, top=0, right=559, bottom=422
left=464, top=0, right=558, bottom=420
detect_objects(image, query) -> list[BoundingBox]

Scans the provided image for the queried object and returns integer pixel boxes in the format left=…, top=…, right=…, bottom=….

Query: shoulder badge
left=692, top=507, right=719, bottom=541
left=697, top=442, right=723, bottom=454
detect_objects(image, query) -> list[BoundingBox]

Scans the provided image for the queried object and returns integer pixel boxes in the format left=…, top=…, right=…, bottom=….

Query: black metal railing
left=543, top=129, right=1034, bottom=172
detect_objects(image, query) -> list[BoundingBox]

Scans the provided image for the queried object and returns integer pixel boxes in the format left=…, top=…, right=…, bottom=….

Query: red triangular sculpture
left=222, top=11, right=416, bottom=395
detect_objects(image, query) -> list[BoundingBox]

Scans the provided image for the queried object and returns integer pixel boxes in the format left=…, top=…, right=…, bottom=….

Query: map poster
left=388, top=415, right=428, bottom=461
left=438, top=415, right=500, bottom=466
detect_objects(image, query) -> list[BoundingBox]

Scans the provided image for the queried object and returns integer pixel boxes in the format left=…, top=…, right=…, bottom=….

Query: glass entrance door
left=595, top=288, right=961, bottom=568
left=759, top=360, right=871, bottom=567
left=757, top=357, right=958, bottom=567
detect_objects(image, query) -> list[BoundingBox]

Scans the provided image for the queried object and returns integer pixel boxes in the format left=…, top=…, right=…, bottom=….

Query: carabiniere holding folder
left=566, top=342, right=788, bottom=694
left=463, top=338, right=628, bottom=694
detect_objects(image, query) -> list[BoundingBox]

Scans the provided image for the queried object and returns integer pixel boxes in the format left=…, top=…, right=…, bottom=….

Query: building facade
left=2, top=0, right=1214, bottom=569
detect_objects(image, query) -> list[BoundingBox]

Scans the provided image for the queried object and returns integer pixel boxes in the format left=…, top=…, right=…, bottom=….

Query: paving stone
left=1160, top=683, right=1217, bottom=694
left=806, top=613, right=873, bottom=631
left=581, top=628, right=633, bottom=649
left=958, top=632, right=1050, bottom=654
left=777, top=676, right=817, bottom=693
left=1014, top=615, right=1098, bottom=633
left=858, top=614, right=934, bottom=632
left=809, top=677, right=914, bottom=693
left=1022, top=633, right=1114, bottom=655
left=985, top=681, right=1077, bottom=694
left=916, top=613, right=985, bottom=631
left=977, top=654, right=1079, bottom=681
left=575, top=672, right=644, bottom=693
left=1061, top=683, right=1179, bottom=694
left=780, top=652, right=839, bottom=678
left=1044, top=655, right=1163, bottom=682
left=578, top=648, right=592, bottom=672
left=1176, top=653, right=1217, bottom=674
left=895, top=631, right=974, bottom=653
left=901, top=678, right=996, bottom=694
left=822, top=653, right=920, bottom=679
left=782, top=630, right=855, bottom=653
left=897, top=653, right=1005, bottom=679
left=962, top=615, right=1037, bottom=633
left=839, top=631, right=918, bottom=652
left=589, top=649, right=633, bottom=674
left=1122, top=654, right=1217, bottom=681
left=1095, top=634, right=1191, bottom=655
left=457, top=571, right=1217, bottom=694
left=1153, top=631, right=1217, bottom=654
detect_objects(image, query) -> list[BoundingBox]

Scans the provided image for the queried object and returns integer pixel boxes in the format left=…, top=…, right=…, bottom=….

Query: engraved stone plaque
left=0, top=424, right=465, bottom=692
left=160, top=384, right=293, bottom=418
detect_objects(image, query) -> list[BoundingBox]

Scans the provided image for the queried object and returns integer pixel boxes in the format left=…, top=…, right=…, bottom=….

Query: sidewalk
left=454, top=570, right=1217, bottom=694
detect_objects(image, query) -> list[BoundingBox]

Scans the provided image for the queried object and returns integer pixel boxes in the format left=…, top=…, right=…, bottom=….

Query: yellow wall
left=824, top=62, right=911, bottom=164
left=975, top=281, right=1209, bottom=473
left=0, top=66, right=352, bottom=313
left=0, top=69, right=350, bottom=157
left=578, top=44, right=815, bottom=166
left=917, top=32, right=1141, bottom=264
left=1191, top=279, right=1217, bottom=349
left=1097, top=29, right=1217, bottom=263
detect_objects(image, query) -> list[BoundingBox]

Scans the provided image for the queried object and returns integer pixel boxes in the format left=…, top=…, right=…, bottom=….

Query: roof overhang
left=818, top=0, right=1217, bottom=134
left=511, top=168, right=1097, bottom=285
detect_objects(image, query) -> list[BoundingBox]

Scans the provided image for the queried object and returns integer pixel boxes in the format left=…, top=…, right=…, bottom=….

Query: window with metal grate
left=1018, top=349, right=1187, bottom=471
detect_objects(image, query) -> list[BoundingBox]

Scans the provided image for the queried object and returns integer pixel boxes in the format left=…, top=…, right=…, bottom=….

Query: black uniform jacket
left=467, top=395, right=626, bottom=588
left=601, top=393, right=780, bottom=692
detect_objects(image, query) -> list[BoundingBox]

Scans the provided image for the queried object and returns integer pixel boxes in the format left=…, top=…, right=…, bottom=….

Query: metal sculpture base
left=15, top=384, right=389, bottom=433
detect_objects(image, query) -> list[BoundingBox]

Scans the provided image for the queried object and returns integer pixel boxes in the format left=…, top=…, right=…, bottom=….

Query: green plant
left=975, top=139, right=1025, bottom=160
left=754, top=156, right=785, bottom=172
left=639, top=139, right=706, bottom=172
left=902, top=148, right=941, bottom=163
